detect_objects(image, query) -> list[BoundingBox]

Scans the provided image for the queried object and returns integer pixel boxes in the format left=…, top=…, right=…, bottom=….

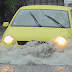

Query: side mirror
left=3, top=22, right=9, bottom=27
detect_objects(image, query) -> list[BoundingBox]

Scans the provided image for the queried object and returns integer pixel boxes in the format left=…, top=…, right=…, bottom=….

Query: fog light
left=55, top=36, right=67, bottom=46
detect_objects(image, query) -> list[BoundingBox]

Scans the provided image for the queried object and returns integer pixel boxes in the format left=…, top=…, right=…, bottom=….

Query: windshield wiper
left=29, top=12, right=41, bottom=27
left=45, top=15, right=65, bottom=28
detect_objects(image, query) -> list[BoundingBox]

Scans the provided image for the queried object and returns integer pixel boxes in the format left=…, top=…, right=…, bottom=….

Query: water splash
left=0, top=40, right=72, bottom=65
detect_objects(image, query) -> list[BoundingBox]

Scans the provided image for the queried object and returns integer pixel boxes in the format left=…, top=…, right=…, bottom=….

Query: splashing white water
left=0, top=40, right=72, bottom=65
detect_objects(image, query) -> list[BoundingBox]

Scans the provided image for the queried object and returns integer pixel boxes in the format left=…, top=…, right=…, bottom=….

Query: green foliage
left=4, top=0, right=16, bottom=13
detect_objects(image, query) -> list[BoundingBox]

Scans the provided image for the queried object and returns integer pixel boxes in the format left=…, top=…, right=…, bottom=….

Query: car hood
left=3, top=27, right=71, bottom=41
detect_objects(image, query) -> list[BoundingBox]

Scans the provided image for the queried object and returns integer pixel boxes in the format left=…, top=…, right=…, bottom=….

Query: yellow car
left=1, top=5, right=72, bottom=48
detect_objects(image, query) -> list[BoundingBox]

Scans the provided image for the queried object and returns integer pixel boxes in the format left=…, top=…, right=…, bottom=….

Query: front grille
left=17, top=41, right=28, bottom=45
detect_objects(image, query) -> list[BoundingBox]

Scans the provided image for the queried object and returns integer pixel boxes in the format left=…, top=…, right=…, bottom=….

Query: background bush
left=4, top=0, right=16, bottom=13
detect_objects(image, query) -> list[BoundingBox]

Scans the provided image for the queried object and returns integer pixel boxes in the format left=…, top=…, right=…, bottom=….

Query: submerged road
left=0, top=64, right=72, bottom=72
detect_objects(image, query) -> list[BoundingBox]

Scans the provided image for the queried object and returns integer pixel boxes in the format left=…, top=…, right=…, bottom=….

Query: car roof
left=20, top=5, right=72, bottom=11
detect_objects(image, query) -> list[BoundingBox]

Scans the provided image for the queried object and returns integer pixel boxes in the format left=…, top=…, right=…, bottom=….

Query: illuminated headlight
left=55, top=36, right=67, bottom=46
left=4, top=35, right=14, bottom=44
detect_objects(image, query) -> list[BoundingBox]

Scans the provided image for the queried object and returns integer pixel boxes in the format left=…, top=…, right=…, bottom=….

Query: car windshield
left=11, top=9, right=70, bottom=28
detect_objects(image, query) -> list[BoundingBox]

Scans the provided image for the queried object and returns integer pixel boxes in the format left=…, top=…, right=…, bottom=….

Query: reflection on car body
left=1, top=5, right=72, bottom=48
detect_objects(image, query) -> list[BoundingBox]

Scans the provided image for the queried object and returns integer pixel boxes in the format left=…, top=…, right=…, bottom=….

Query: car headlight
left=55, top=36, right=67, bottom=46
left=4, top=35, right=14, bottom=44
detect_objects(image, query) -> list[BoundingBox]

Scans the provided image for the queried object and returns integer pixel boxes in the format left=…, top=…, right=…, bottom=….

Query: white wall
left=64, top=0, right=72, bottom=6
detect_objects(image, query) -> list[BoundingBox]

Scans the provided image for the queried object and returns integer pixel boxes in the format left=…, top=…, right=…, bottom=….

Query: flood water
left=0, top=40, right=72, bottom=65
